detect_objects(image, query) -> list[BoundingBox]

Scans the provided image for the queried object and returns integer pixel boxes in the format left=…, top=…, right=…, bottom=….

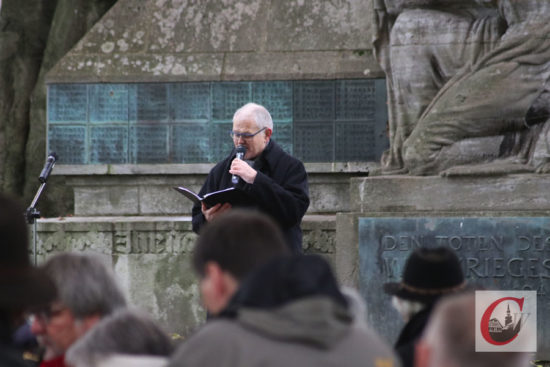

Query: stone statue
left=374, top=0, right=550, bottom=176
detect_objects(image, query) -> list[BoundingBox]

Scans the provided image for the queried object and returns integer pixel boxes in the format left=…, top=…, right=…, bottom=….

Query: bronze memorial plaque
left=359, top=217, right=550, bottom=354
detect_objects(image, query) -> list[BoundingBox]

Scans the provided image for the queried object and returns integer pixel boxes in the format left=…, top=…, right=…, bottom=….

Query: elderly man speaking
left=191, top=103, right=309, bottom=253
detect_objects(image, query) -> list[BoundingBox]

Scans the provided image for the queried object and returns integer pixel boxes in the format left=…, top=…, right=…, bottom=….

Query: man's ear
left=205, top=262, right=238, bottom=295
left=202, top=262, right=239, bottom=314
left=204, top=261, right=225, bottom=291
left=264, top=128, right=273, bottom=139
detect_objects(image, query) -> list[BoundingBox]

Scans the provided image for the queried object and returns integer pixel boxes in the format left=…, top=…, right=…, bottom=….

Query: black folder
left=174, top=186, right=252, bottom=208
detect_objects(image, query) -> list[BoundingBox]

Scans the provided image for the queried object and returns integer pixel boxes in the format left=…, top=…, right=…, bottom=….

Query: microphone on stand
left=39, top=152, right=58, bottom=183
left=231, top=145, right=246, bottom=185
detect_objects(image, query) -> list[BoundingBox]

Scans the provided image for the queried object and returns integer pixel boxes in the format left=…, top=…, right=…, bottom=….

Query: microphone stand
left=26, top=183, right=46, bottom=266
left=26, top=152, right=57, bottom=265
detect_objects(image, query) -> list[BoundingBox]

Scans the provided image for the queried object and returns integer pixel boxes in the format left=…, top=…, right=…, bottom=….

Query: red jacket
left=40, top=355, right=65, bottom=367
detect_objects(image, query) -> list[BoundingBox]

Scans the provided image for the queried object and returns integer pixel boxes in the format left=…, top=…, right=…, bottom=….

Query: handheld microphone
left=39, top=152, right=58, bottom=183
left=231, top=145, right=247, bottom=185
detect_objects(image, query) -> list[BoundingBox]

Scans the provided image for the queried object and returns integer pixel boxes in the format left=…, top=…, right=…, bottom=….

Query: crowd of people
left=0, top=103, right=535, bottom=366
left=1, top=192, right=534, bottom=367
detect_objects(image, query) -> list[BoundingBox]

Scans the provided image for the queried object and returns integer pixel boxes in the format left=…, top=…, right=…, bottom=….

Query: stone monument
left=374, top=0, right=550, bottom=176
left=334, top=0, right=550, bottom=358
left=36, top=0, right=380, bottom=339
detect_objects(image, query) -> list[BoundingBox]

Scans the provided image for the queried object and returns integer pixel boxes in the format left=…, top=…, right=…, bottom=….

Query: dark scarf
left=220, top=255, right=348, bottom=318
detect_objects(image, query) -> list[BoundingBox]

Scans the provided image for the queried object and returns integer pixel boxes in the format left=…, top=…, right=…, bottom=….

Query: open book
left=174, top=186, right=253, bottom=208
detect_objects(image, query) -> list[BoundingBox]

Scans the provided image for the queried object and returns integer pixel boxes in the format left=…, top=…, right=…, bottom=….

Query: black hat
left=0, top=194, right=56, bottom=309
left=384, top=247, right=466, bottom=304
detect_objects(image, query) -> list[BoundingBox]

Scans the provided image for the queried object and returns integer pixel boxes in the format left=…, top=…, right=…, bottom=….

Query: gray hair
left=422, top=293, right=531, bottom=367
left=65, top=309, right=174, bottom=367
left=233, top=103, right=273, bottom=130
left=391, top=295, right=426, bottom=322
left=42, top=253, right=127, bottom=319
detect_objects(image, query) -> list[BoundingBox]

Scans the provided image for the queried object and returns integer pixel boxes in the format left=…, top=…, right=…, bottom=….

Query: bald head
left=419, top=293, right=531, bottom=367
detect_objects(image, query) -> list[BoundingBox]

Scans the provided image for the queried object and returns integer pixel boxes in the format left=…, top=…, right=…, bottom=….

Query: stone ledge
left=37, top=214, right=333, bottom=225
left=56, top=169, right=369, bottom=215
left=53, top=162, right=373, bottom=176
left=351, top=174, right=550, bottom=213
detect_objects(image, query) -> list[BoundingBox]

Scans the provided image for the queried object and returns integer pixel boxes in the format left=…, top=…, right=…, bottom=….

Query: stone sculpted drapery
left=374, top=0, right=550, bottom=175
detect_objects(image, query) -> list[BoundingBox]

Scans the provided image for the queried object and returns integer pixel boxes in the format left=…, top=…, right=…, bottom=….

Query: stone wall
left=46, top=0, right=382, bottom=83
left=35, top=214, right=336, bottom=335
left=336, top=174, right=550, bottom=356
left=54, top=162, right=371, bottom=216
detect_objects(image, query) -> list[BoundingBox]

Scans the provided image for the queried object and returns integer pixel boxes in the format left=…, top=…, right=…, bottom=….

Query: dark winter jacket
left=191, top=140, right=309, bottom=252
left=168, top=255, right=400, bottom=367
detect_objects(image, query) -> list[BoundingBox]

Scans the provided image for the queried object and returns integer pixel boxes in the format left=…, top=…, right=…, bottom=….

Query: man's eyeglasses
left=32, top=305, right=67, bottom=324
left=229, top=127, right=266, bottom=140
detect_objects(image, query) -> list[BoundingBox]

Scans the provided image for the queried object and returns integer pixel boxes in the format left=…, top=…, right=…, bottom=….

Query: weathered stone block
left=222, top=51, right=382, bottom=81
left=351, top=175, right=550, bottom=213
left=46, top=0, right=377, bottom=83
left=62, top=164, right=371, bottom=216
left=35, top=215, right=336, bottom=337
left=335, top=212, right=359, bottom=288
left=139, top=185, right=196, bottom=216
left=75, top=186, right=139, bottom=215
left=267, top=0, right=373, bottom=51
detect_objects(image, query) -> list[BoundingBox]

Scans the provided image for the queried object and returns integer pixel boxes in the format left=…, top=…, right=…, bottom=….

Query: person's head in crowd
left=31, top=253, right=127, bottom=361
left=385, top=246, right=466, bottom=321
left=416, top=292, right=531, bottom=367
left=223, top=254, right=349, bottom=315
left=384, top=246, right=466, bottom=367
left=231, top=103, right=273, bottom=160
left=0, top=193, right=56, bottom=343
left=169, top=254, right=401, bottom=367
left=65, top=308, right=173, bottom=367
left=193, top=209, right=290, bottom=315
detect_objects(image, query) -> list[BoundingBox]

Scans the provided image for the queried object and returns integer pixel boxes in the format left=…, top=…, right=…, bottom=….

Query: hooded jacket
left=168, top=256, right=399, bottom=367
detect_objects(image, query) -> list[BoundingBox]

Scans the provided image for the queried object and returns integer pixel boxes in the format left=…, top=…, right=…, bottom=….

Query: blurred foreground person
left=31, top=253, right=127, bottom=367
left=65, top=309, right=173, bottom=367
left=0, top=194, right=56, bottom=366
left=190, top=209, right=290, bottom=316
left=169, top=254, right=399, bottom=367
left=384, top=247, right=466, bottom=367
left=416, top=292, right=531, bottom=367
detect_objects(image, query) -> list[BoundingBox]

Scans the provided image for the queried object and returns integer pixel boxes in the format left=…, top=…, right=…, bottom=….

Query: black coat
left=394, top=306, right=433, bottom=367
left=0, top=344, right=33, bottom=367
left=192, top=140, right=310, bottom=253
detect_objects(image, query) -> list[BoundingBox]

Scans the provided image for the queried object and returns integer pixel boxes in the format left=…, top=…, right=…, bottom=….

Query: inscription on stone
left=113, top=230, right=196, bottom=255
left=89, top=84, right=130, bottom=123
left=294, top=122, right=333, bottom=162
left=252, top=81, right=292, bottom=122
left=336, top=79, right=376, bottom=121
left=293, top=81, right=334, bottom=121
left=47, top=80, right=388, bottom=164
left=48, top=84, right=87, bottom=122
left=359, top=217, right=550, bottom=353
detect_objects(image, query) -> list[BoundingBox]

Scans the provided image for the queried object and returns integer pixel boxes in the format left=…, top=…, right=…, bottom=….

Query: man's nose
left=30, top=316, right=45, bottom=335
